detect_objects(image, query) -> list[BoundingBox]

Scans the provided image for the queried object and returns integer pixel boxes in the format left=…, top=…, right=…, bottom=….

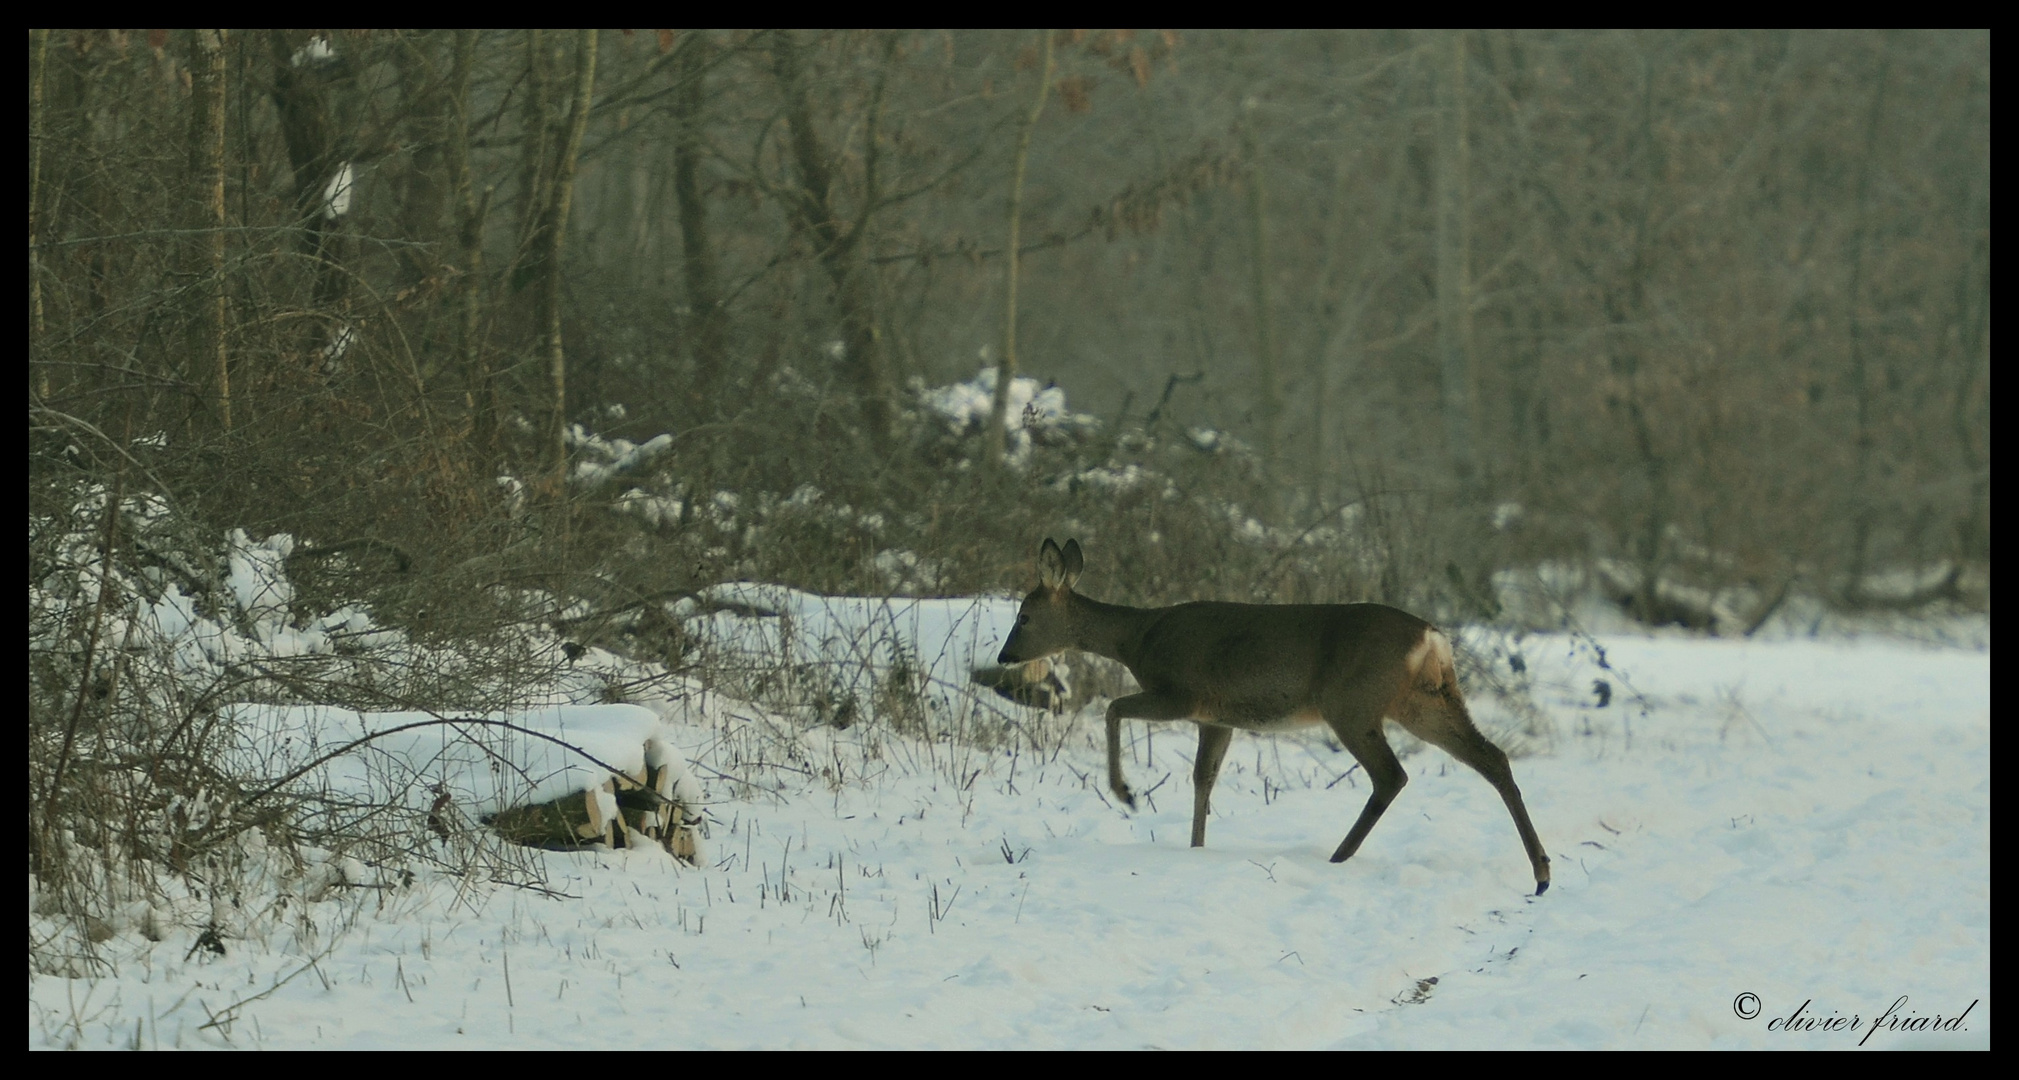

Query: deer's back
left=1127, top=601, right=1435, bottom=730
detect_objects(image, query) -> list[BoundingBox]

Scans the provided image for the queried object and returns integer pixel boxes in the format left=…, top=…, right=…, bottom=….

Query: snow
left=615, top=487, right=684, bottom=528
left=672, top=583, right=1026, bottom=729
left=322, top=320, right=354, bottom=362
left=30, top=598, right=1988, bottom=1048
left=1061, top=462, right=1170, bottom=496
left=567, top=426, right=673, bottom=487
left=289, top=36, right=335, bottom=68
left=219, top=703, right=701, bottom=820
left=921, top=367, right=1099, bottom=464
left=320, top=162, right=353, bottom=220
left=107, top=528, right=381, bottom=671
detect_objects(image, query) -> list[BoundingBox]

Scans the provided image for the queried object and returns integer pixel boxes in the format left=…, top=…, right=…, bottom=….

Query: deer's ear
left=1059, top=539, right=1085, bottom=589
left=1038, top=538, right=1065, bottom=589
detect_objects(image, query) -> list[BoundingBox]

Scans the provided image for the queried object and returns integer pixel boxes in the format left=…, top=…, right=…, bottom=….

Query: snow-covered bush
left=27, top=481, right=713, bottom=975
left=919, top=367, right=1100, bottom=465
left=555, top=363, right=1407, bottom=611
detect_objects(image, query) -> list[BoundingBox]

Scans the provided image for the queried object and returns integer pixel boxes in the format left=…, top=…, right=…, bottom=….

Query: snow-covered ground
left=29, top=610, right=1989, bottom=1049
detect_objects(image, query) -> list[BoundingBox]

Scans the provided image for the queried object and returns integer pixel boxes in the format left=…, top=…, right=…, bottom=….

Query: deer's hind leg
left=1391, top=686, right=1552, bottom=894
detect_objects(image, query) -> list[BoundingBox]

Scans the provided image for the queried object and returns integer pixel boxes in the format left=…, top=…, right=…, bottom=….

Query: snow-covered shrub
left=919, top=367, right=1100, bottom=466
left=27, top=480, right=713, bottom=975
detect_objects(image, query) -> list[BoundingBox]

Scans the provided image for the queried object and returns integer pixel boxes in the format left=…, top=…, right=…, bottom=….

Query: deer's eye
left=1017, top=614, right=1029, bottom=625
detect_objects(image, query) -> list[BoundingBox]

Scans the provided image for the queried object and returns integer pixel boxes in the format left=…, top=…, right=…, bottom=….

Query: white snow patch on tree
left=320, top=162, right=353, bottom=219
left=289, top=36, right=335, bottom=67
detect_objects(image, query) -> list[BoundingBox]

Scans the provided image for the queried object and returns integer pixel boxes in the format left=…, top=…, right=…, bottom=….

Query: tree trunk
left=517, top=29, right=554, bottom=296
left=449, top=30, right=496, bottom=467
left=188, top=30, right=230, bottom=429
left=1245, top=114, right=1281, bottom=517
left=28, top=27, right=50, bottom=381
left=1842, top=50, right=1890, bottom=604
left=267, top=30, right=353, bottom=355
left=672, top=34, right=725, bottom=408
left=541, top=30, right=597, bottom=504
left=394, top=32, right=452, bottom=293
left=1434, top=29, right=1476, bottom=492
left=773, top=30, right=897, bottom=447
left=985, top=30, right=1054, bottom=466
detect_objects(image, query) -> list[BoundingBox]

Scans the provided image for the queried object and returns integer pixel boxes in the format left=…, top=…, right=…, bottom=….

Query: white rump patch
left=1406, top=629, right=1455, bottom=691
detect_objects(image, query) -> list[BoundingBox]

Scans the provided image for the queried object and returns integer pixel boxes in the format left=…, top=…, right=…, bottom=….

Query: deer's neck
left=1070, top=594, right=1161, bottom=669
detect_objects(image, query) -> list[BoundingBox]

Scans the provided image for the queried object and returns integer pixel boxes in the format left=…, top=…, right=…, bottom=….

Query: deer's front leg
left=1105, top=706, right=1135, bottom=809
left=1105, top=692, right=1198, bottom=812
left=1191, top=724, right=1234, bottom=848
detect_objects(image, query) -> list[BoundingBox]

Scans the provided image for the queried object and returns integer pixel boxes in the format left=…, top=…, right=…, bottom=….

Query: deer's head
left=998, top=538, right=1084, bottom=665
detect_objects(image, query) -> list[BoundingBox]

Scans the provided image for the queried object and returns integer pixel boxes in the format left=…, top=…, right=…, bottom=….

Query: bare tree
left=28, top=27, right=50, bottom=364
left=768, top=30, right=904, bottom=447
left=187, top=29, right=230, bottom=430
left=267, top=30, right=357, bottom=356
left=539, top=30, right=598, bottom=502
left=1244, top=98, right=1282, bottom=516
left=1433, top=29, right=1475, bottom=493
left=670, top=32, right=726, bottom=407
left=985, top=30, right=1055, bottom=466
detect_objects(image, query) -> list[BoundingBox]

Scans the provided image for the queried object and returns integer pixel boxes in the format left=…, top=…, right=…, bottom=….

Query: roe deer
left=999, top=538, right=1551, bottom=894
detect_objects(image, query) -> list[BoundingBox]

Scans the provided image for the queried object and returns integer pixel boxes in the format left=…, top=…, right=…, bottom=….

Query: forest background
left=28, top=29, right=1988, bottom=618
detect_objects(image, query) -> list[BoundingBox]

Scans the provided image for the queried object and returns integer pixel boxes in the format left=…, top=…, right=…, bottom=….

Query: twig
left=198, top=932, right=345, bottom=1032
left=239, top=716, right=676, bottom=809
